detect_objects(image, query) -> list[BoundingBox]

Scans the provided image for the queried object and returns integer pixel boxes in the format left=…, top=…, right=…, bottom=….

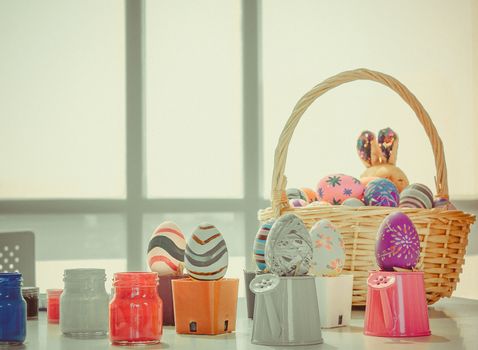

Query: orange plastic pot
left=172, top=278, right=239, bottom=335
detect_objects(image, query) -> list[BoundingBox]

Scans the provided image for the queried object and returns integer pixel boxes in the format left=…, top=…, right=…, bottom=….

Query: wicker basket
left=258, top=68, right=476, bottom=306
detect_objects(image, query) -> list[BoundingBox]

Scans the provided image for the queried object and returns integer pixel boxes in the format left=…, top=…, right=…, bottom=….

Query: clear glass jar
left=60, top=268, right=109, bottom=338
left=0, top=272, right=26, bottom=346
left=22, top=286, right=39, bottom=320
left=109, top=272, right=163, bottom=345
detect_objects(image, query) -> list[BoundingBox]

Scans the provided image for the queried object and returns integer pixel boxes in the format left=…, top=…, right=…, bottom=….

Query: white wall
left=262, top=0, right=478, bottom=199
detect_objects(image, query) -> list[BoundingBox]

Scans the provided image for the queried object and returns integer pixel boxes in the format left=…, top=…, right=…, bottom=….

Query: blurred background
left=0, top=0, right=477, bottom=299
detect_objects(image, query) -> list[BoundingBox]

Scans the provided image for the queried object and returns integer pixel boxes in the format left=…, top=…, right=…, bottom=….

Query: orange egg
left=300, top=187, right=317, bottom=203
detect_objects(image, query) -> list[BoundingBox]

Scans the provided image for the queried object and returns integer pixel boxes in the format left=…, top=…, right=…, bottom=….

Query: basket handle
left=271, top=68, right=448, bottom=217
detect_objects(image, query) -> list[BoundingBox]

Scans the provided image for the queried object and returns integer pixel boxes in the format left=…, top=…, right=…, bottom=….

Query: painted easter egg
left=310, top=220, right=346, bottom=276
left=265, top=214, right=313, bottom=276
left=286, top=188, right=308, bottom=202
left=376, top=212, right=420, bottom=271
left=364, top=178, right=399, bottom=207
left=433, top=197, right=456, bottom=210
left=185, top=223, right=228, bottom=281
left=399, top=183, right=434, bottom=209
left=300, top=188, right=317, bottom=203
left=316, top=174, right=364, bottom=205
left=253, top=220, right=274, bottom=271
left=289, top=198, right=307, bottom=207
left=147, top=221, right=186, bottom=276
left=342, top=198, right=365, bottom=207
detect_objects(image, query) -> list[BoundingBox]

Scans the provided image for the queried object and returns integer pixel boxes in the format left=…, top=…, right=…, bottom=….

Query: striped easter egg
left=253, top=220, right=274, bottom=271
left=147, top=221, right=186, bottom=276
left=185, top=223, right=228, bottom=281
left=399, top=183, right=433, bottom=209
left=286, top=188, right=308, bottom=202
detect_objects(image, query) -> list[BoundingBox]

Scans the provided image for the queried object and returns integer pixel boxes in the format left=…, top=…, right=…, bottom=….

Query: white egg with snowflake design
left=376, top=212, right=420, bottom=271
left=310, top=219, right=346, bottom=276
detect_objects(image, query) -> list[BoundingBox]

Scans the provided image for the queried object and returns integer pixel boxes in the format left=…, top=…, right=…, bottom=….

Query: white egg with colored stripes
left=399, top=183, right=434, bottom=209
left=184, top=223, right=228, bottom=281
left=147, top=221, right=186, bottom=276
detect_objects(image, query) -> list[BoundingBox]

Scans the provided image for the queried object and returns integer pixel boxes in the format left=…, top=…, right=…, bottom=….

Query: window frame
left=1, top=0, right=475, bottom=273
left=0, top=0, right=267, bottom=272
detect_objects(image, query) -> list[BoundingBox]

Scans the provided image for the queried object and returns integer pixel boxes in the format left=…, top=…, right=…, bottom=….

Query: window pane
left=143, top=212, right=245, bottom=297
left=262, top=0, right=477, bottom=199
left=0, top=0, right=126, bottom=198
left=0, top=214, right=126, bottom=292
left=145, top=0, right=243, bottom=198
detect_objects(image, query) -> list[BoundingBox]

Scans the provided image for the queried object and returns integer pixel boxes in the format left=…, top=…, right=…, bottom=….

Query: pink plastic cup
left=364, top=271, right=431, bottom=337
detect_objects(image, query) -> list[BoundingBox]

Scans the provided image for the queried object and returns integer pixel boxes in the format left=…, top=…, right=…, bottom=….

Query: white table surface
left=18, top=297, right=478, bottom=350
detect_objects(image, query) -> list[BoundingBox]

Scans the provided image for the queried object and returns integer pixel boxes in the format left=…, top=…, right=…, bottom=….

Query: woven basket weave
left=258, top=68, right=476, bottom=305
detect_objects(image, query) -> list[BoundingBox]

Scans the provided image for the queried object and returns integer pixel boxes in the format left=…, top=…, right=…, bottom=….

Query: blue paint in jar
left=0, top=272, right=27, bottom=345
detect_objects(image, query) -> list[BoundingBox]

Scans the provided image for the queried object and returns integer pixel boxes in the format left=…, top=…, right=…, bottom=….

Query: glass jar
left=22, top=287, right=39, bottom=320
left=60, top=268, right=109, bottom=338
left=0, top=272, right=26, bottom=346
left=47, top=289, right=63, bottom=323
left=109, top=272, right=163, bottom=345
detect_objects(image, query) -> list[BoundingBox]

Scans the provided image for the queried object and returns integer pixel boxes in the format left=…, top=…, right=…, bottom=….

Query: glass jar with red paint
left=47, top=289, right=63, bottom=324
left=109, top=272, right=163, bottom=345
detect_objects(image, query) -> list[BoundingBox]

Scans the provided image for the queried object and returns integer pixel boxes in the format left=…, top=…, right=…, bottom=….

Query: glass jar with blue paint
left=0, top=272, right=27, bottom=346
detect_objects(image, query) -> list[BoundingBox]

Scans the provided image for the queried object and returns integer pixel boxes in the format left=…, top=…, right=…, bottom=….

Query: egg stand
left=157, top=274, right=188, bottom=326
left=171, top=277, right=239, bottom=335
left=315, top=274, right=354, bottom=328
left=363, top=271, right=431, bottom=337
left=250, top=273, right=323, bottom=346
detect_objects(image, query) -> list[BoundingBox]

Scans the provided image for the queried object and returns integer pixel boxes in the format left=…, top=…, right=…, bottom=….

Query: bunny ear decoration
left=357, top=130, right=381, bottom=167
left=377, top=128, right=399, bottom=165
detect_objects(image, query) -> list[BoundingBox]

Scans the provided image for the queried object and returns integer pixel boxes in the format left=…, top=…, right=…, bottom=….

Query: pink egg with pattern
left=316, top=174, right=365, bottom=205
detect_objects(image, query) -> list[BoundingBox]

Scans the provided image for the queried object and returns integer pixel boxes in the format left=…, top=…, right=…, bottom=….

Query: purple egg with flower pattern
left=364, top=178, right=399, bottom=207
left=376, top=212, right=420, bottom=271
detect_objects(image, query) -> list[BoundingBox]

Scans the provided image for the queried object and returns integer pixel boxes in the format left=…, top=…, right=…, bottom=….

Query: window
left=0, top=0, right=126, bottom=199
left=0, top=0, right=253, bottom=297
left=0, top=0, right=476, bottom=300
left=145, top=0, right=243, bottom=199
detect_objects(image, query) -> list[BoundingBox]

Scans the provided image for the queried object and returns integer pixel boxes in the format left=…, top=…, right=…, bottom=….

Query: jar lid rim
left=46, top=288, right=63, bottom=295
left=64, top=268, right=106, bottom=274
left=113, top=272, right=158, bottom=285
left=0, top=272, right=23, bottom=285
left=22, top=286, right=39, bottom=291
left=0, top=272, right=22, bottom=277
left=113, top=272, right=158, bottom=278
